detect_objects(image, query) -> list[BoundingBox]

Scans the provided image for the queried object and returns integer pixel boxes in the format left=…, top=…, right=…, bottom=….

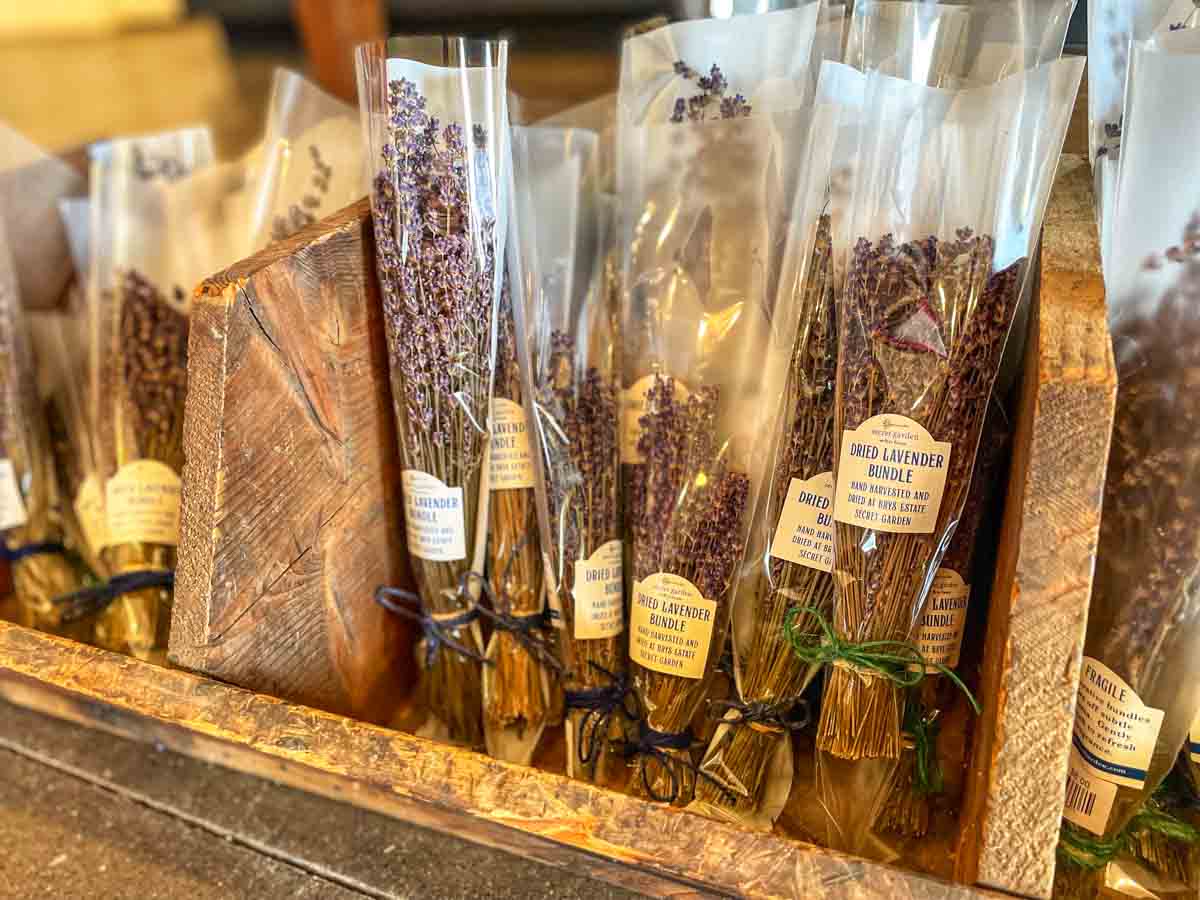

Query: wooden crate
left=0, top=154, right=1112, bottom=900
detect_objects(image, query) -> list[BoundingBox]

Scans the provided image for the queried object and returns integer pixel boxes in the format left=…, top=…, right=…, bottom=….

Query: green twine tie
left=782, top=605, right=981, bottom=715
left=1057, top=798, right=1200, bottom=870
left=904, top=698, right=944, bottom=796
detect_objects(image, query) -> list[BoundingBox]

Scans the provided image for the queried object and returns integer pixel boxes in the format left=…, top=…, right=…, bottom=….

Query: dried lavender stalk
left=0, top=263, right=87, bottom=639
left=629, top=376, right=750, bottom=803
left=694, top=213, right=836, bottom=817
left=877, top=399, right=1009, bottom=837
left=371, top=77, right=496, bottom=747
left=485, top=283, right=549, bottom=745
left=96, top=269, right=188, bottom=658
left=538, top=328, right=623, bottom=780
left=1071, top=216, right=1200, bottom=840
left=824, top=230, right=1023, bottom=761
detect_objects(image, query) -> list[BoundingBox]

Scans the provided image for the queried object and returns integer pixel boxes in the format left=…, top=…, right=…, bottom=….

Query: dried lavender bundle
left=625, top=377, right=751, bottom=803
left=94, top=269, right=189, bottom=657
left=692, top=212, right=837, bottom=822
left=823, top=229, right=1021, bottom=762
left=482, top=280, right=551, bottom=761
left=538, top=330, right=624, bottom=780
left=0, top=221, right=86, bottom=640
left=1058, top=221, right=1200, bottom=854
left=358, top=42, right=508, bottom=748
left=877, top=398, right=1010, bottom=838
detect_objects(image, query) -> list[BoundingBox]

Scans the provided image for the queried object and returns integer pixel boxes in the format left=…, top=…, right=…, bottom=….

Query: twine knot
left=707, top=697, right=809, bottom=736
left=784, top=605, right=980, bottom=714
left=563, top=663, right=637, bottom=767
left=375, top=570, right=489, bottom=668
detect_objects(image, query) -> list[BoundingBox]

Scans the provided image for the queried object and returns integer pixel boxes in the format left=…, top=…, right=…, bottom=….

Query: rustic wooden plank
left=170, top=199, right=413, bottom=724
left=955, top=155, right=1114, bottom=899
left=0, top=622, right=1003, bottom=900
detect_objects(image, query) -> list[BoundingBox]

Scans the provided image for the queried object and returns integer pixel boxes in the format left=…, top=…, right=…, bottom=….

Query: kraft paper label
left=105, top=460, right=181, bottom=546
left=1190, top=709, right=1200, bottom=764
left=630, top=572, right=716, bottom=679
left=916, top=568, right=970, bottom=671
left=620, top=374, right=688, bottom=464
left=74, top=473, right=109, bottom=553
left=1063, top=746, right=1119, bottom=835
left=834, top=415, right=951, bottom=534
left=0, top=459, right=27, bottom=531
left=489, top=397, right=535, bottom=490
left=1071, top=656, right=1164, bottom=792
left=573, top=539, right=624, bottom=639
left=769, top=472, right=834, bottom=572
left=401, top=470, right=466, bottom=562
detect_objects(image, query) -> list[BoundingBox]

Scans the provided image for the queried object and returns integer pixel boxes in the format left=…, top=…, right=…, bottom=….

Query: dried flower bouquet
left=357, top=38, right=509, bottom=748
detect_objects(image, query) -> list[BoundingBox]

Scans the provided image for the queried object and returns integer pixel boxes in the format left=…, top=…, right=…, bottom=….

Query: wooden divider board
left=168, top=199, right=413, bottom=723
left=955, top=155, right=1114, bottom=899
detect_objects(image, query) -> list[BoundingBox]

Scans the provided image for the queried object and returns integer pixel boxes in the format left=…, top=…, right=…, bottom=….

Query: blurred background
left=0, top=1, right=1088, bottom=164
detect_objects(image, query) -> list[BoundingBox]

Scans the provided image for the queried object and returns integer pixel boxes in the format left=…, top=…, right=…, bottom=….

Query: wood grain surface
left=954, top=155, right=1114, bottom=899
left=0, top=621, right=1004, bottom=900
left=169, top=199, right=412, bottom=724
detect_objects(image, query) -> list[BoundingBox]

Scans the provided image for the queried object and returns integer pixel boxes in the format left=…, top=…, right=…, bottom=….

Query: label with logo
left=834, top=414, right=952, bottom=534
left=769, top=472, right=834, bottom=573
left=1070, top=656, right=1163, bottom=813
left=402, top=470, right=466, bottom=561
left=1063, top=747, right=1119, bottom=836
left=573, top=539, right=624, bottom=639
left=105, top=460, right=182, bottom=546
left=915, top=568, right=970, bottom=671
left=74, top=473, right=109, bottom=553
left=620, top=374, right=689, bottom=464
left=630, top=572, right=716, bottom=679
left=489, top=397, right=535, bottom=490
left=0, top=459, right=27, bottom=531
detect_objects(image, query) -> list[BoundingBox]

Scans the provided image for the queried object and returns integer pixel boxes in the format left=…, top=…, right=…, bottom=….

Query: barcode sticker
left=1063, top=748, right=1118, bottom=835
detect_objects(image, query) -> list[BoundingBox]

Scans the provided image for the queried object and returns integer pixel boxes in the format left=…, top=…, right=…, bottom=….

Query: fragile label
left=573, top=539, right=624, bottom=639
left=105, top=460, right=181, bottom=546
left=620, top=374, right=688, bottom=464
left=769, top=472, right=834, bottom=573
left=630, top=572, right=716, bottom=679
left=74, top=473, right=109, bottom=553
left=489, top=397, right=535, bottom=490
left=1063, top=747, right=1119, bottom=835
left=401, top=470, right=466, bottom=562
left=0, top=459, right=27, bottom=531
left=834, top=414, right=951, bottom=534
left=1071, top=656, right=1164, bottom=792
left=915, top=568, right=970, bottom=671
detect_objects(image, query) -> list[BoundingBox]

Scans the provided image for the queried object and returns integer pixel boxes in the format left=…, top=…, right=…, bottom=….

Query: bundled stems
left=96, top=270, right=188, bottom=658
left=824, top=231, right=1023, bottom=761
left=484, top=283, right=549, bottom=746
left=539, top=329, right=624, bottom=780
left=628, top=378, right=750, bottom=803
left=879, top=399, right=1010, bottom=837
left=694, top=213, right=837, bottom=818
